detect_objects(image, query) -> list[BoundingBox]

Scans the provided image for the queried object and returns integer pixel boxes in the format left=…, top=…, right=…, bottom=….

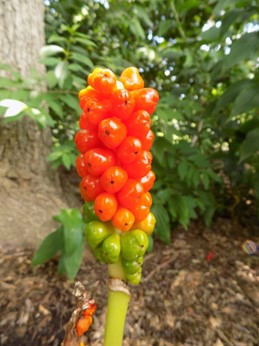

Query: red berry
left=138, top=129, right=154, bottom=151
left=124, top=110, right=151, bottom=138
left=111, top=88, right=135, bottom=120
left=100, top=166, right=128, bottom=194
left=75, top=155, right=88, bottom=177
left=74, top=129, right=101, bottom=154
left=117, top=179, right=144, bottom=209
left=98, top=117, right=127, bottom=149
left=83, top=148, right=116, bottom=176
left=80, top=175, right=103, bottom=202
left=131, top=88, right=159, bottom=115
left=117, top=136, right=142, bottom=164
left=140, top=171, right=156, bottom=192
left=123, top=150, right=152, bottom=179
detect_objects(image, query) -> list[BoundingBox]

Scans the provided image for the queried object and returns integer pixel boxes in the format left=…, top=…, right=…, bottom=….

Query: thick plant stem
left=104, top=262, right=130, bottom=346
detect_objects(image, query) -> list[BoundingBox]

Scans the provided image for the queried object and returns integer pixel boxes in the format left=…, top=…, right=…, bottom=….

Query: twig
left=143, top=254, right=178, bottom=282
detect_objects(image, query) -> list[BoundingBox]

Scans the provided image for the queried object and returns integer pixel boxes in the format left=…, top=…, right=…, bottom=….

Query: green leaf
left=59, top=94, right=80, bottom=112
left=32, top=227, right=63, bottom=266
left=223, top=32, right=259, bottom=70
left=129, top=17, right=145, bottom=40
left=46, top=70, right=58, bottom=88
left=201, top=26, right=220, bottom=41
left=54, top=209, right=85, bottom=256
left=151, top=203, right=171, bottom=243
left=158, top=20, right=172, bottom=36
left=239, top=128, right=259, bottom=161
left=44, top=93, right=63, bottom=117
left=71, top=52, right=93, bottom=68
left=232, top=83, right=259, bottom=115
left=177, top=160, right=188, bottom=180
left=40, top=45, right=65, bottom=58
left=61, top=241, right=84, bottom=280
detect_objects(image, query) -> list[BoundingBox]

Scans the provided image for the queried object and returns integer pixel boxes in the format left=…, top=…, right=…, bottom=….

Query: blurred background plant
left=1, top=0, right=258, bottom=253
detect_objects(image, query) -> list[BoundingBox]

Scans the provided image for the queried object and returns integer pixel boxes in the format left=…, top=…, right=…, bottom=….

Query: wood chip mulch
left=0, top=218, right=258, bottom=346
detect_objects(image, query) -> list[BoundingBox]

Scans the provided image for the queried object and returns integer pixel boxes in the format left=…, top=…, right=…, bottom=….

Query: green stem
left=104, top=262, right=130, bottom=346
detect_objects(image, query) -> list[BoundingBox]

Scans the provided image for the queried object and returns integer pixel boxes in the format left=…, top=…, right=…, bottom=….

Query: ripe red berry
left=83, top=97, right=111, bottom=126
left=124, top=110, right=151, bottom=138
left=138, top=129, right=154, bottom=151
left=122, top=150, right=152, bottom=179
left=83, top=148, right=116, bottom=176
left=117, top=136, right=142, bottom=164
left=117, top=179, right=144, bottom=209
left=98, top=117, right=127, bottom=149
left=100, top=166, right=128, bottom=194
left=131, top=88, right=159, bottom=115
left=74, top=128, right=101, bottom=154
left=75, top=154, right=88, bottom=177
left=140, top=171, right=156, bottom=192
left=111, top=88, right=135, bottom=120
left=80, top=175, right=103, bottom=202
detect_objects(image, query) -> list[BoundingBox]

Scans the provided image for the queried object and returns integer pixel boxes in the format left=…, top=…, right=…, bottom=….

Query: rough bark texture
left=0, top=0, right=68, bottom=247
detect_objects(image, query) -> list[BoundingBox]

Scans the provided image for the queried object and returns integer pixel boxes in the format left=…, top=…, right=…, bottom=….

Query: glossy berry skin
left=100, top=166, right=128, bottom=194
left=83, top=96, right=111, bottom=126
left=119, top=67, right=144, bottom=91
left=94, top=192, right=118, bottom=222
left=117, top=179, right=144, bottom=209
left=131, top=88, right=159, bottom=115
left=117, top=136, right=142, bottom=164
left=98, top=117, right=127, bottom=149
left=140, top=170, right=156, bottom=192
left=129, top=203, right=150, bottom=222
left=123, top=150, right=152, bottom=179
left=85, top=220, right=113, bottom=249
left=78, top=86, right=99, bottom=110
left=74, top=128, right=101, bottom=154
left=80, top=175, right=103, bottom=202
left=138, top=129, right=154, bottom=151
left=112, top=207, right=135, bottom=232
left=75, top=154, right=88, bottom=178
left=120, top=229, right=149, bottom=261
left=88, top=68, right=117, bottom=96
left=111, top=88, right=135, bottom=120
left=124, top=110, right=151, bottom=138
left=101, top=233, right=121, bottom=264
left=79, top=113, right=98, bottom=130
left=83, top=148, right=116, bottom=176
left=133, top=212, right=156, bottom=235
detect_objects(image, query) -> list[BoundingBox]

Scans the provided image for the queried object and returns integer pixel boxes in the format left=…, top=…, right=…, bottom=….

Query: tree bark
left=0, top=0, right=68, bottom=247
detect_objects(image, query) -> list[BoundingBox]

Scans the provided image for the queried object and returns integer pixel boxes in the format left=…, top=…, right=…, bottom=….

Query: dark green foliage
left=1, top=0, right=259, bottom=244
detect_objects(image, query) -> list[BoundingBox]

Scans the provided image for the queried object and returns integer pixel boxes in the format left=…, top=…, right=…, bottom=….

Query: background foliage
left=1, top=0, right=259, bottom=253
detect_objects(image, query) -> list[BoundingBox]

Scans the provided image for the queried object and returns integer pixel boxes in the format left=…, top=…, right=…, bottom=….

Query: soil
left=0, top=218, right=258, bottom=346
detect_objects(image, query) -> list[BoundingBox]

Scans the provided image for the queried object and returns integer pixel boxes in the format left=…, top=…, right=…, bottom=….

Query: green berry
left=101, top=232, right=121, bottom=264
left=120, top=229, right=149, bottom=261
left=85, top=221, right=113, bottom=249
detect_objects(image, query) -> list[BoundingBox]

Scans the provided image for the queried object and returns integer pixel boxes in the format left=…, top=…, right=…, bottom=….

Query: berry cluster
left=75, top=67, right=159, bottom=284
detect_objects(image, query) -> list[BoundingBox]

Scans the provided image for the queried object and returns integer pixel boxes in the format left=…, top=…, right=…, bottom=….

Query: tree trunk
left=0, top=0, right=68, bottom=247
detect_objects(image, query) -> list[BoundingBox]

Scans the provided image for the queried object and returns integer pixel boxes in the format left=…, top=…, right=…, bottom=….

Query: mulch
left=0, top=218, right=258, bottom=346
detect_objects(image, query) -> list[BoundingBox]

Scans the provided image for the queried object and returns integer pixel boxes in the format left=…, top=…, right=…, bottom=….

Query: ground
left=0, top=218, right=258, bottom=346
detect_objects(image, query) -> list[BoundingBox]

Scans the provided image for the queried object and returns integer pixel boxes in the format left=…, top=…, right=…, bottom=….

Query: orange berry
left=119, top=67, right=144, bottom=91
left=88, top=68, right=117, bottom=96
left=94, top=193, right=118, bottom=222
left=112, top=207, right=135, bottom=232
